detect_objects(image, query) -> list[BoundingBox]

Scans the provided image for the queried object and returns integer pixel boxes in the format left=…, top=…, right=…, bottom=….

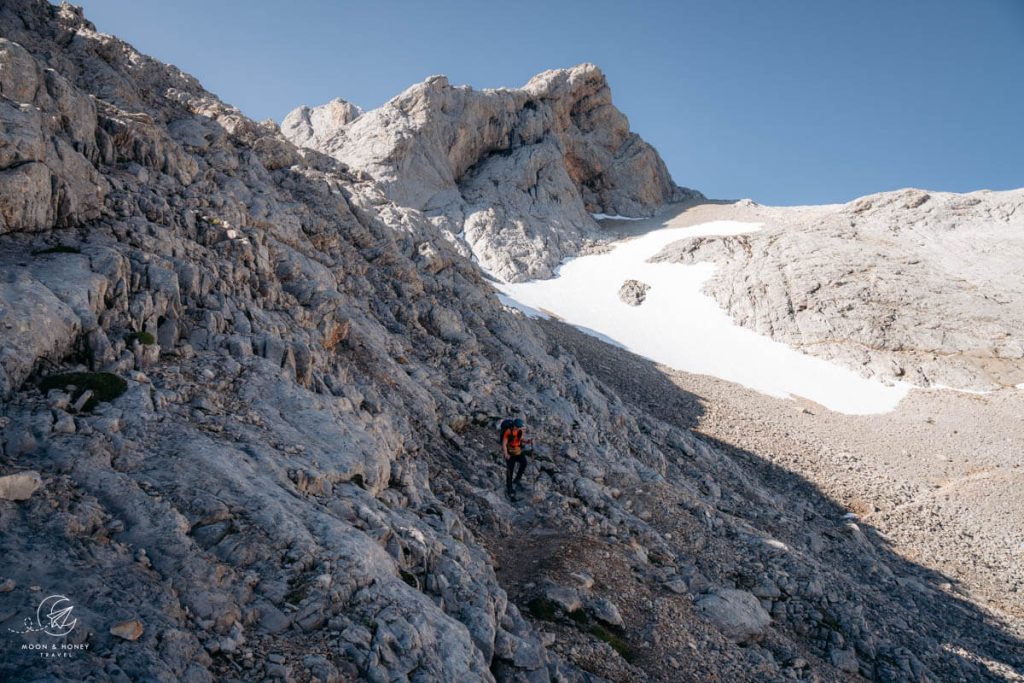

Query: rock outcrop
left=0, top=36, right=107, bottom=233
left=655, top=189, right=1024, bottom=391
left=618, top=279, right=650, bottom=306
left=283, top=65, right=702, bottom=282
left=0, top=3, right=1021, bottom=682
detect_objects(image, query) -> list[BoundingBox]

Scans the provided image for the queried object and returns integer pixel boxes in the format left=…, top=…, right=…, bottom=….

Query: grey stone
left=71, top=389, right=93, bottom=413
left=303, top=654, right=340, bottom=683
left=829, top=646, right=860, bottom=674
left=265, top=662, right=293, bottom=681
left=617, top=279, right=650, bottom=306
left=696, top=589, right=771, bottom=644
left=569, top=571, right=594, bottom=590
left=52, top=411, right=76, bottom=434
left=587, top=596, right=624, bottom=628
left=543, top=584, right=582, bottom=614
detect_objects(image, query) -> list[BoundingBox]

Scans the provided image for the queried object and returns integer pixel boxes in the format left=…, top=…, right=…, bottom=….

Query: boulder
left=0, top=38, right=41, bottom=104
left=587, top=596, right=624, bottom=628
left=543, top=584, right=582, bottom=614
left=618, top=279, right=650, bottom=306
left=569, top=571, right=594, bottom=590
left=0, top=470, right=41, bottom=500
left=696, top=589, right=771, bottom=644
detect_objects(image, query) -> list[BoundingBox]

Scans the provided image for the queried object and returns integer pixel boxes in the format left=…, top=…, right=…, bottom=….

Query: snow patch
left=925, top=383, right=991, bottom=396
left=592, top=213, right=647, bottom=221
left=496, top=293, right=549, bottom=319
left=497, top=220, right=912, bottom=415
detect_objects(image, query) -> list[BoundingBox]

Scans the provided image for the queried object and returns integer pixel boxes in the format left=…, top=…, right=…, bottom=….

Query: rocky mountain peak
left=282, top=63, right=702, bottom=282
left=280, top=98, right=363, bottom=151
left=522, top=62, right=607, bottom=105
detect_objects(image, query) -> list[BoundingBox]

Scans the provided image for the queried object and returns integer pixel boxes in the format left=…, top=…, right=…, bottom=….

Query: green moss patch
left=568, top=608, right=588, bottom=625
left=527, top=597, right=559, bottom=622
left=39, top=372, right=128, bottom=411
left=399, top=570, right=418, bottom=588
left=588, top=623, right=635, bottom=662
left=524, top=597, right=635, bottom=662
left=32, top=245, right=82, bottom=255
left=125, top=331, right=156, bottom=346
left=284, top=575, right=310, bottom=605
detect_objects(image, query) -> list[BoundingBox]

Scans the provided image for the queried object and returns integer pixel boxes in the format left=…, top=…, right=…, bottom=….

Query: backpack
left=498, top=418, right=516, bottom=444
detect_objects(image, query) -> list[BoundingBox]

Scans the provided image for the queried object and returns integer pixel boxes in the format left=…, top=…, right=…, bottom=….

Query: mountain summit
left=283, top=64, right=701, bottom=282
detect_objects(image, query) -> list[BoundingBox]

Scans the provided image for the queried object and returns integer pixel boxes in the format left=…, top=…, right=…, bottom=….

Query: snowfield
left=497, top=221, right=912, bottom=414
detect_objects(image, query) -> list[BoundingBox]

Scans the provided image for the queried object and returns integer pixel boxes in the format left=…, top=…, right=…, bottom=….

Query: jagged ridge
left=282, top=65, right=701, bottom=282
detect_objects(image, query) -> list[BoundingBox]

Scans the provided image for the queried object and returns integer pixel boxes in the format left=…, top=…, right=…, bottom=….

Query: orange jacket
left=503, top=427, right=524, bottom=456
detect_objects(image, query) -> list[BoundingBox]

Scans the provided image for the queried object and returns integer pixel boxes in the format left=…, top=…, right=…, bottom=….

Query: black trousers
left=506, top=455, right=526, bottom=493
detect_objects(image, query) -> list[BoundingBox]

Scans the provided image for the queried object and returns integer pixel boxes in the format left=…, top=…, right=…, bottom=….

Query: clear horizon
left=72, top=0, right=1024, bottom=206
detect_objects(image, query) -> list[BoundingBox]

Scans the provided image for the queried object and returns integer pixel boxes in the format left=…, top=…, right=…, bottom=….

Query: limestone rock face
left=655, top=188, right=1024, bottom=390
left=280, top=98, right=363, bottom=151
left=0, top=37, right=107, bottom=233
left=586, top=596, right=624, bottom=628
left=283, top=65, right=702, bottom=282
left=0, top=3, right=564, bottom=679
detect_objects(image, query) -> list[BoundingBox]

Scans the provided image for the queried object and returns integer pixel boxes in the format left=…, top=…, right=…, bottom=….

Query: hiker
left=500, top=417, right=530, bottom=501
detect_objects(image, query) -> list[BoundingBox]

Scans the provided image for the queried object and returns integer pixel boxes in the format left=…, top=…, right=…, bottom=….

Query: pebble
left=569, top=571, right=594, bottom=589
left=110, top=619, right=144, bottom=641
left=71, top=390, right=94, bottom=412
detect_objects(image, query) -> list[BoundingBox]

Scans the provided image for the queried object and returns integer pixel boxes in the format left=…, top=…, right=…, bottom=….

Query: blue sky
left=75, top=1, right=1024, bottom=205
